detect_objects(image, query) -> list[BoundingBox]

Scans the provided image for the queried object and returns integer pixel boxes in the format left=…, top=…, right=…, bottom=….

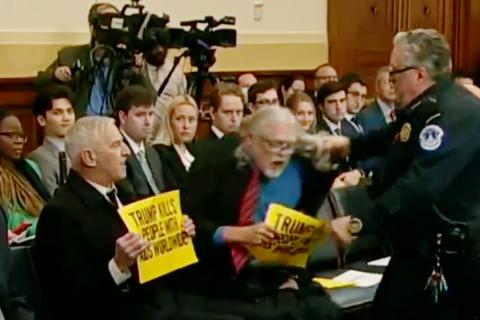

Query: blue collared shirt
left=86, top=65, right=112, bottom=116
left=214, top=159, right=305, bottom=244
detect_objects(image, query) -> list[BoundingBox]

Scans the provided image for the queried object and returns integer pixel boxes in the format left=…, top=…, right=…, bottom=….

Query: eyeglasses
left=258, top=136, right=295, bottom=154
left=0, top=132, right=28, bottom=143
left=389, top=66, right=418, bottom=77
left=256, top=98, right=279, bottom=106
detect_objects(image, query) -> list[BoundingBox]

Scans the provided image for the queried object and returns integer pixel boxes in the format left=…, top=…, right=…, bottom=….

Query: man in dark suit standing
left=184, top=106, right=353, bottom=320
left=1, top=207, right=34, bottom=320
left=114, top=85, right=167, bottom=202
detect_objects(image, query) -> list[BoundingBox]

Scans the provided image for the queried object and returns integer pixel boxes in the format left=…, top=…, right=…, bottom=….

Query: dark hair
left=0, top=108, right=13, bottom=124
left=316, top=81, right=346, bottom=106
left=285, top=91, right=314, bottom=112
left=88, top=3, right=119, bottom=26
left=247, top=80, right=277, bottom=104
left=209, top=82, right=244, bottom=112
left=281, top=75, right=305, bottom=90
left=339, top=73, right=366, bottom=89
left=33, top=85, right=75, bottom=117
left=114, top=85, right=156, bottom=115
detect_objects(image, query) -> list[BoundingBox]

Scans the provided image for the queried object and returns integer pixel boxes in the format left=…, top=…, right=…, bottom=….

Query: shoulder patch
left=419, top=125, right=444, bottom=151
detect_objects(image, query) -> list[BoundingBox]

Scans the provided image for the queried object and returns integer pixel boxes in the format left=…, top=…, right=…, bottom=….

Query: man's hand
left=183, top=215, right=196, bottom=237
left=330, top=216, right=353, bottom=245
left=224, top=223, right=278, bottom=246
left=321, top=135, right=351, bottom=161
left=54, top=66, right=72, bottom=82
left=113, top=232, right=149, bottom=272
left=332, top=169, right=363, bottom=189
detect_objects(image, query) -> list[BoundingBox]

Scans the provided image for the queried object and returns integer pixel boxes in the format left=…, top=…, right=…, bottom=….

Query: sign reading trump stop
left=118, top=190, right=198, bottom=283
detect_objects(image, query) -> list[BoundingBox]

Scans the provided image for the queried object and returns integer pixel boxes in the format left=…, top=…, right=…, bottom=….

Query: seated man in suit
left=28, top=85, right=76, bottom=195
left=316, top=81, right=347, bottom=135
left=184, top=106, right=353, bottom=320
left=339, top=73, right=366, bottom=138
left=247, top=80, right=280, bottom=113
left=357, top=66, right=396, bottom=175
left=358, top=66, right=396, bottom=134
left=205, top=82, right=244, bottom=141
left=114, top=85, right=168, bottom=202
left=0, top=206, right=34, bottom=320
left=35, top=116, right=236, bottom=320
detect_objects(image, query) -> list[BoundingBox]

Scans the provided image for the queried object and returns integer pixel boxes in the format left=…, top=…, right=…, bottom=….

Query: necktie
left=137, top=150, right=161, bottom=195
left=231, top=168, right=261, bottom=274
left=351, top=117, right=364, bottom=133
left=107, top=188, right=119, bottom=209
left=334, top=127, right=342, bottom=135
left=389, top=109, right=397, bottom=122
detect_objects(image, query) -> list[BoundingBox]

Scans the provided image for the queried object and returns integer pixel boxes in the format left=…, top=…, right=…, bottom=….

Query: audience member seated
left=204, top=82, right=244, bottom=141
left=184, top=106, right=354, bottom=320
left=35, top=3, right=145, bottom=117
left=114, top=85, right=169, bottom=203
left=35, top=116, right=227, bottom=320
left=358, top=66, right=396, bottom=134
left=285, top=91, right=317, bottom=133
left=0, top=110, right=50, bottom=238
left=0, top=205, right=34, bottom=320
left=280, top=75, right=306, bottom=105
left=316, top=81, right=347, bottom=135
left=141, top=42, right=188, bottom=145
left=247, top=80, right=280, bottom=113
left=237, top=73, right=257, bottom=103
left=312, top=64, right=339, bottom=101
left=339, top=73, right=366, bottom=138
left=28, top=85, right=76, bottom=195
left=153, top=96, right=199, bottom=191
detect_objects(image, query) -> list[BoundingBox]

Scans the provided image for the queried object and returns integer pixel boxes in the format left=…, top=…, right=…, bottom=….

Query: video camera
left=91, top=0, right=237, bottom=71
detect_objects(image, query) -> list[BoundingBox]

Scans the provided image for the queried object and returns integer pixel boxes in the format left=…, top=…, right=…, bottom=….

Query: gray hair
left=234, top=106, right=303, bottom=165
left=393, top=28, right=451, bottom=79
left=65, top=116, right=115, bottom=169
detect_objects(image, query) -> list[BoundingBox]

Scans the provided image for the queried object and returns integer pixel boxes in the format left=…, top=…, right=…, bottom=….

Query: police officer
left=322, top=28, right=480, bottom=319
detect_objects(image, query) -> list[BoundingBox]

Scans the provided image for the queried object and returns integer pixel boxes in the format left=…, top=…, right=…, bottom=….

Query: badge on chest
left=400, top=123, right=412, bottom=142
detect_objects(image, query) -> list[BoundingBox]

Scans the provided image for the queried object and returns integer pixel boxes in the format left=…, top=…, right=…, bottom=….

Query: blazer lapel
left=145, top=147, right=165, bottom=191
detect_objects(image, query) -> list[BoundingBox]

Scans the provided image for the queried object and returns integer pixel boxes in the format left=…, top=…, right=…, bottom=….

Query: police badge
left=400, top=123, right=412, bottom=142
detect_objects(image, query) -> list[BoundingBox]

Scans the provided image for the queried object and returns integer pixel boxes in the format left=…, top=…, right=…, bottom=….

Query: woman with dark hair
left=285, top=91, right=317, bottom=133
left=0, top=109, right=50, bottom=238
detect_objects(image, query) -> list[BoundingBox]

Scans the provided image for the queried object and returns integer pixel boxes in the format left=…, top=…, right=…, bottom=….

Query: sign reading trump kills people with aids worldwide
left=248, top=204, right=329, bottom=268
left=119, top=190, right=198, bottom=283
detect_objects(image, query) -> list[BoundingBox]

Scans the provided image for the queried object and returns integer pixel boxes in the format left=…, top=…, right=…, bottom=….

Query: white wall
left=0, top=0, right=327, bottom=39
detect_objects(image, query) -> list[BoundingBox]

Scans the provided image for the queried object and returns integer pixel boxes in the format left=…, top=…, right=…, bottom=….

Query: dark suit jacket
left=153, top=144, right=197, bottom=192
left=316, top=117, right=334, bottom=134
left=341, top=118, right=363, bottom=139
left=0, top=208, right=35, bottom=320
left=183, top=145, right=336, bottom=298
left=15, top=159, right=51, bottom=204
left=35, top=170, right=175, bottom=320
left=357, top=100, right=389, bottom=134
left=116, top=139, right=167, bottom=204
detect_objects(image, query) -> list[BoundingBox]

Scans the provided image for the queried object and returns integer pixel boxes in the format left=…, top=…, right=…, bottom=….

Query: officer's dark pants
left=373, top=253, right=480, bottom=320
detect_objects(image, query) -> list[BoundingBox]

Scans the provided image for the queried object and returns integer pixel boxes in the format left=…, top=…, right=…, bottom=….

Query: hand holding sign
left=114, top=232, right=150, bottom=272
left=224, top=223, right=278, bottom=246
left=183, top=215, right=196, bottom=237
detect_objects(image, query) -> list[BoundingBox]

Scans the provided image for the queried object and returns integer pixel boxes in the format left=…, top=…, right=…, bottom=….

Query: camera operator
left=139, top=43, right=187, bottom=145
left=35, top=3, right=146, bottom=118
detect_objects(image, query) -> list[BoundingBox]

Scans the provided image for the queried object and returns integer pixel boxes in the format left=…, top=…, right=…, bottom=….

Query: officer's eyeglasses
left=389, top=66, right=419, bottom=83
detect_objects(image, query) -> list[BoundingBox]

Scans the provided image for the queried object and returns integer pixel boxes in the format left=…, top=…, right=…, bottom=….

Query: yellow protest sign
left=248, top=204, right=329, bottom=268
left=118, top=190, right=198, bottom=284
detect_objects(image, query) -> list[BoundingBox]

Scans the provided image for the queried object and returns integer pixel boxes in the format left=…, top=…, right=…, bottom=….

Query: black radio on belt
left=433, top=205, right=469, bottom=256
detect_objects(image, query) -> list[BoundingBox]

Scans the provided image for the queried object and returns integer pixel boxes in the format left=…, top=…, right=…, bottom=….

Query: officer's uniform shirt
left=350, top=79, right=480, bottom=255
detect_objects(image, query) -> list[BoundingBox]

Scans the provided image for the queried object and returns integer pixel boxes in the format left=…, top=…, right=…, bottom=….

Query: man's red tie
left=231, top=167, right=261, bottom=274
left=389, top=109, right=397, bottom=122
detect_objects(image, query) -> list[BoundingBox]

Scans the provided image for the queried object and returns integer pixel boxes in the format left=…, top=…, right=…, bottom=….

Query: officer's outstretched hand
left=321, top=135, right=351, bottom=161
left=330, top=216, right=353, bottom=245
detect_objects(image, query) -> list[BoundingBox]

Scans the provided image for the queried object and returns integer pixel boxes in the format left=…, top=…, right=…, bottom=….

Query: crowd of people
left=1, top=3, right=480, bottom=320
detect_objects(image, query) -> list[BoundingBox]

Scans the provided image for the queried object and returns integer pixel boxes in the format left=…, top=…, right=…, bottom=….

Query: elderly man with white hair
left=34, top=117, right=242, bottom=320
left=184, top=106, right=352, bottom=320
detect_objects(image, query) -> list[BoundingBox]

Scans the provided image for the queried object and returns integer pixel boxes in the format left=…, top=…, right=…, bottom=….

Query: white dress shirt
left=173, top=144, right=195, bottom=171
left=322, top=116, right=342, bottom=135
left=377, top=98, right=396, bottom=124
left=211, top=125, right=225, bottom=139
left=85, top=179, right=131, bottom=285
